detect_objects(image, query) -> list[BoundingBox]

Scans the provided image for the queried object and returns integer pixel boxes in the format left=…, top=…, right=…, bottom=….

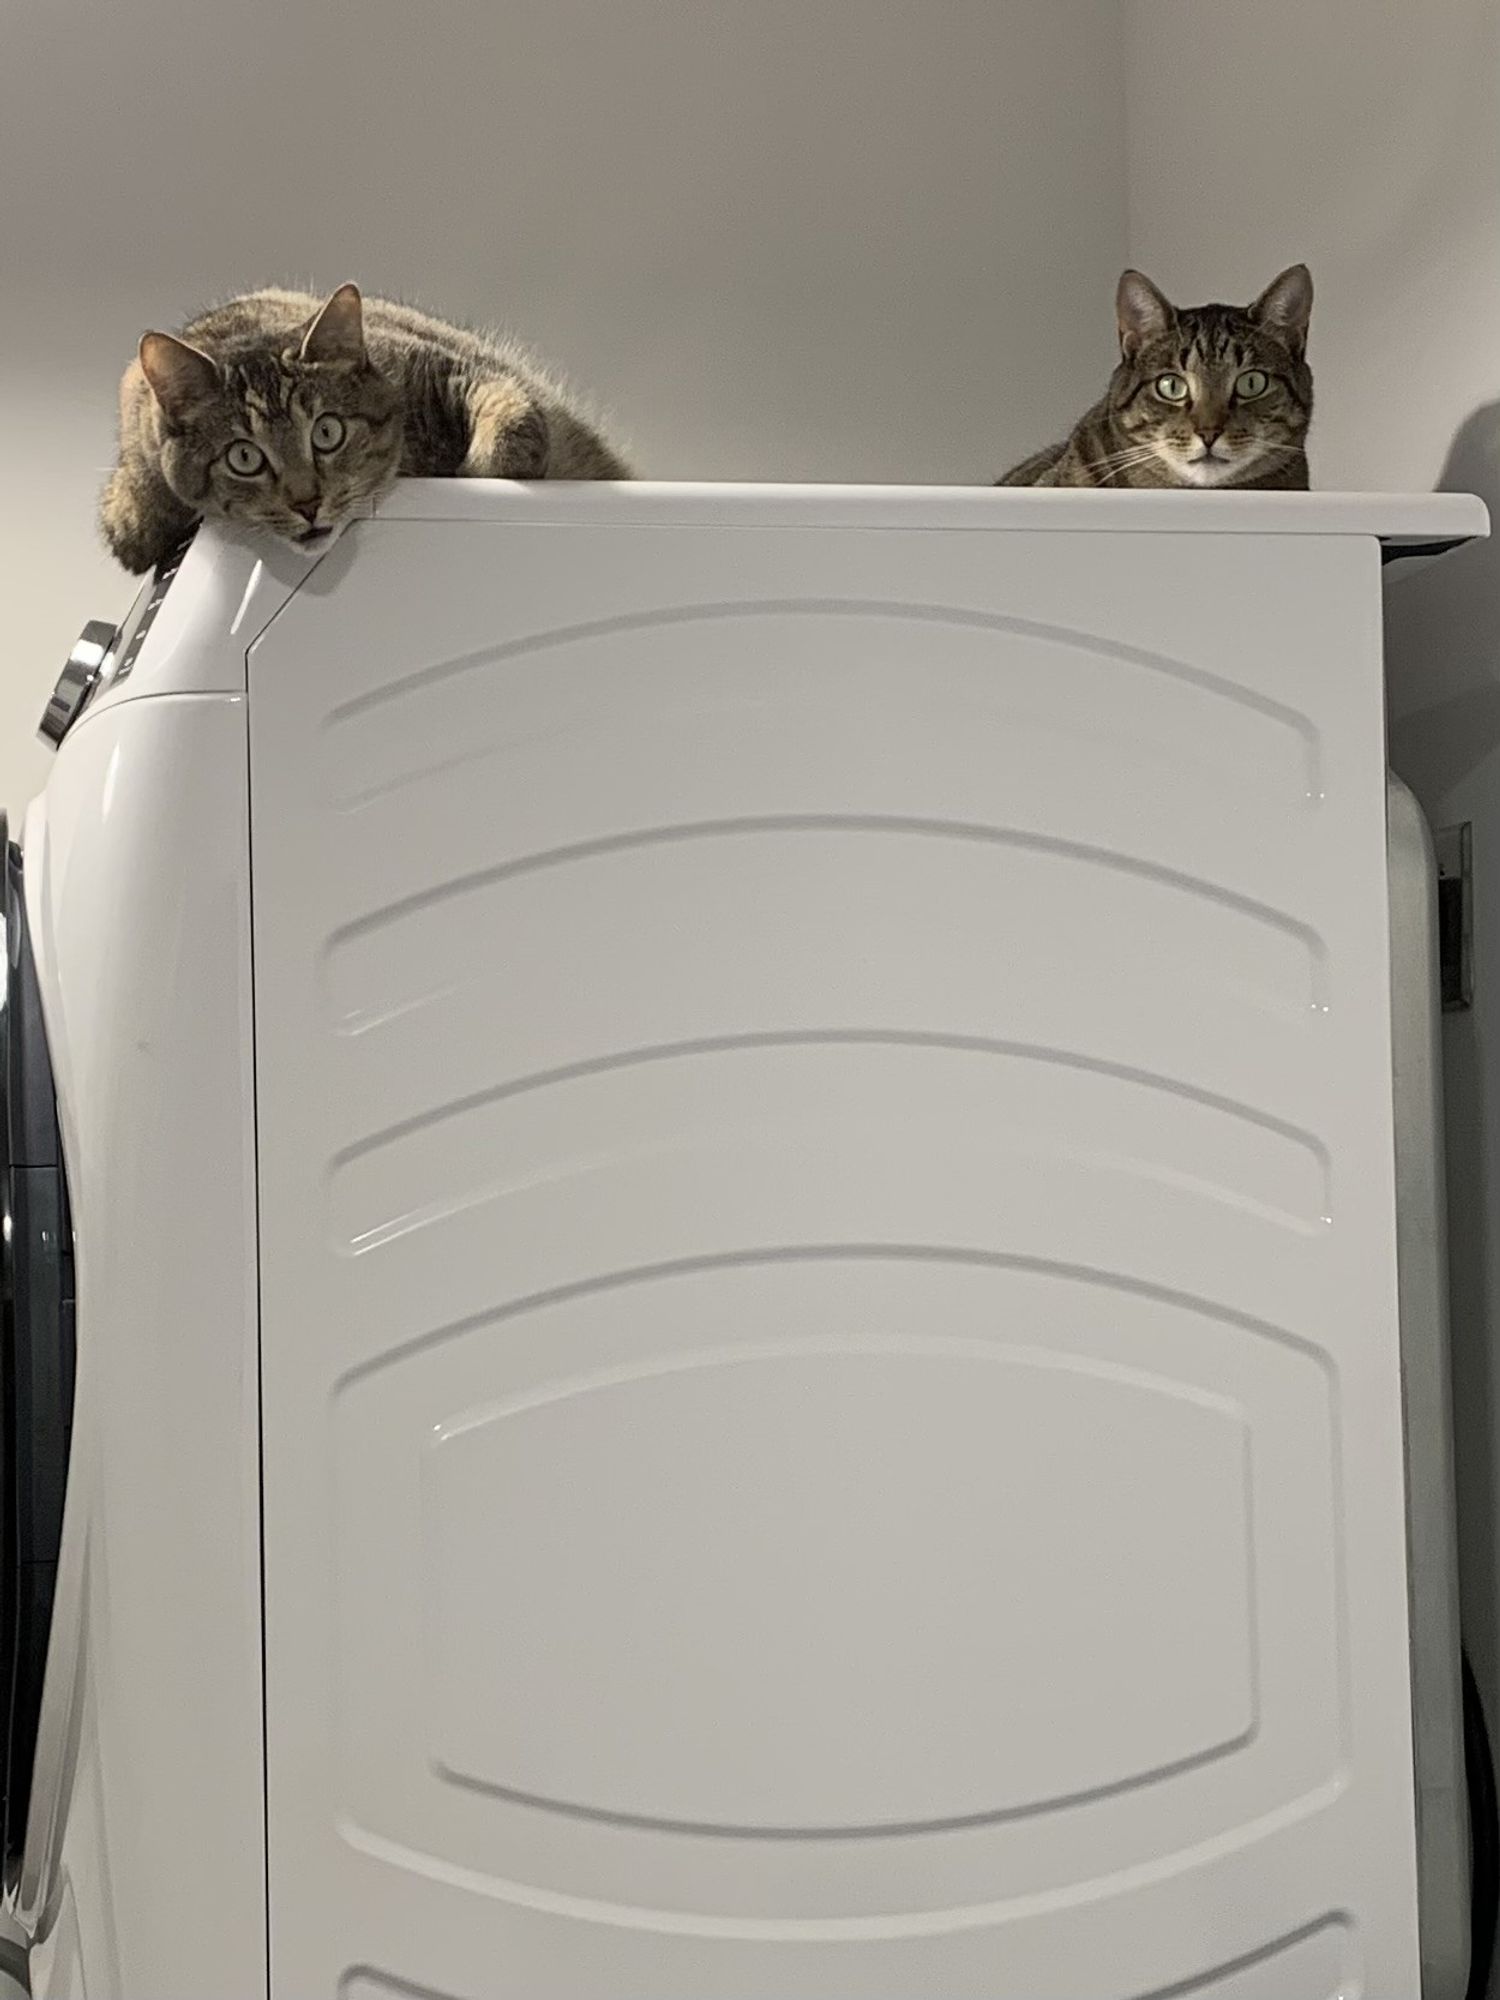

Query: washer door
left=0, top=820, right=75, bottom=1863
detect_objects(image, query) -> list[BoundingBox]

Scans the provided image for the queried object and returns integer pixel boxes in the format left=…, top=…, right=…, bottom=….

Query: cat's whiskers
left=1080, top=444, right=1161, bottom=474
left=1093, top=445, right=1171, bottom=485
left=1087, top=441, right=1163, bottom=467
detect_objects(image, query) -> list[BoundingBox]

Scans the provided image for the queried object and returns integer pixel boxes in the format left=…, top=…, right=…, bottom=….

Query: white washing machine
left=3, top=482, right=1488, bottom=1999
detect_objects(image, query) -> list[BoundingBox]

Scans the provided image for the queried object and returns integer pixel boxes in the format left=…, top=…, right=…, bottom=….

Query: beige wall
left=1125, top=0, right=1500, bottom=492
left=1129, top=0, right=1500, bottom=1829
left=0, top=0, right=1127, bottom=814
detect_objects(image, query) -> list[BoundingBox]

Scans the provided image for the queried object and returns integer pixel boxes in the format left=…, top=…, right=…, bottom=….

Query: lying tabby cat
left=999, top=264, right=1313, bottom=490
left=101, top=284, right=629, bottom=572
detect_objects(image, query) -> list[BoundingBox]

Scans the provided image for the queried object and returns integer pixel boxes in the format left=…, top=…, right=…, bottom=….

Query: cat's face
left=1107, top=265, right=1313, bottom=488
left=139, top=285, right=402, bottom=548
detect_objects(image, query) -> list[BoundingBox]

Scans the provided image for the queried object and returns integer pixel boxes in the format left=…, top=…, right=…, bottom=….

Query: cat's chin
left=257, top=520, right=345, bottom=552
left=1172, top=454, right=1248, bottom=489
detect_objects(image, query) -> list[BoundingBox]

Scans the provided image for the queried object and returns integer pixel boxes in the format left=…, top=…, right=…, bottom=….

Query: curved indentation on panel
left=326, top=1032, right=1328, bottom=1248
left=335, top=1244, right=1338, bottom=1393
left=426, top=1728, right=1256, bottom=1848
left=327, top=1034, right=1321, bottom=1177
left=323, top=820, right=1325, bottom=1060
left=428, top=1723, right=1253, bottom=1844
left=1141, top=1918, right=1352, bottom=2000
left=332, top=1028, right=1330, bottom=1187
left=340, top=1914, right=1350, bottom=1996
left=319, top=598, right=1320, bottom=798
left=332, top=1251, right=1345, bottom=1842
left=417, top=1333, right=1255, bottom=1835
left=323, top=813, right=1324, bottom=989
left=332, top=1791, right=1351, bottom=1943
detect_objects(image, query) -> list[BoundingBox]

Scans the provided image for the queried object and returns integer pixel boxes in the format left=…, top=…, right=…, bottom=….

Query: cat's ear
left=138, top=332, right=220, bottom=424
left=1116, top=270, right=1174, bottom=358
left=1250, top=264, right=1313, bottom=350
left=300, top=283, right=366, bottom=366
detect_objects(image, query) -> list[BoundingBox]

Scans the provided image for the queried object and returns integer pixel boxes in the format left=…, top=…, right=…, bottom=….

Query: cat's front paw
left=100, top=520, right=167, bottom=575
left=99, top=471, right=195, bottom=574
left=461, top=381, right=550, bottom=479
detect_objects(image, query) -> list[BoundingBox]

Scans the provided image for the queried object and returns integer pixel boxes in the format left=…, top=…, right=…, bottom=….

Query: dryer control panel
left=37, top=533, right=195, bottom=749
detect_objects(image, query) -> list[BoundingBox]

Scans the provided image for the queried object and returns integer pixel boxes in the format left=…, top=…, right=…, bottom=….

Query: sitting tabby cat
left=999, top=264, right=1313, bottom=490
left=101, top=283, right=630, bottom=572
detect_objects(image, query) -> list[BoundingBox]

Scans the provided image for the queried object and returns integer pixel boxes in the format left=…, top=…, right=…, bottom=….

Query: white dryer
left=6, top=482, right=1488, bottom=1999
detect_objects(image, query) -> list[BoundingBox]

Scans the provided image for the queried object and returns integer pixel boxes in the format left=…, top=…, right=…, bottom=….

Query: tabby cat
left=998, top=264, right=1313, bottom=490
left=101, top=284, right=630, bottom=572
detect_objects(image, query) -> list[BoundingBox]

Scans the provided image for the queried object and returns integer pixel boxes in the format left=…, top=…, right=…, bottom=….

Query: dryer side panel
left=1387, top=773, right=1470, bottom=2000
left=251, top=514, right=1418, bottom=1999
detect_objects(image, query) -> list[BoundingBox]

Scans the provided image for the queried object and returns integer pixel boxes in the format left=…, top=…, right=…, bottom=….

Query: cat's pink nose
left=1196, top=424, right=1224, bottom=448
left=293, top=499, right=320, bottom=524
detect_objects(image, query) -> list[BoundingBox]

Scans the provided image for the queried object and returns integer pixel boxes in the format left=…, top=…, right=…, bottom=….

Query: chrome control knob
left=38, top=621, right=116, bottom=749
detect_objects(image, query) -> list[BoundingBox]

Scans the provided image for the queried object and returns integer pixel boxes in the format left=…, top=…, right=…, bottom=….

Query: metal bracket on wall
left=1435, top=823, right=1473, bottom=1012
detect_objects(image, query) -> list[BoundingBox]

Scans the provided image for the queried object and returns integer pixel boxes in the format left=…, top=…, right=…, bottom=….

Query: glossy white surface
left=250, top=505, right=1424, bottom=1996
left=19, top=694, right=264, bottom=2000
left=82, top=515, right=325, bottom=720
left=363, top=475, right=1489, bottom=545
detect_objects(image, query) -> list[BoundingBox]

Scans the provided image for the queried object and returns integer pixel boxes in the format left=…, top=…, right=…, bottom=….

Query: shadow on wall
left=1388, top=398, right=1500, bottom=1704
left=1390, top=402, right=1500, bottom=801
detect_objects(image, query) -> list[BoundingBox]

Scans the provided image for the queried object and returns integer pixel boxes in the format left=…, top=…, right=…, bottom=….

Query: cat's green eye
left=225, top=440, right=267, bottom=478
left=311, top=413, right=347, bottom=454
left=1234, top=369, right=1270, bottom=400
left=1154, top=373, right=1190, bottom=404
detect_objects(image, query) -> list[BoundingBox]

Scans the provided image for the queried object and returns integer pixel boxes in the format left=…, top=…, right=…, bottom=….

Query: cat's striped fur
left=999, top=265, right=1313, bottom=491
left=101, top=284, right=629, bottom=573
